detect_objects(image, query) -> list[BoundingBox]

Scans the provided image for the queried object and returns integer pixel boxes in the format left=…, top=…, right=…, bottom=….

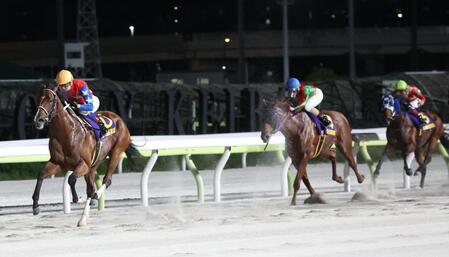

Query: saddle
left=82, top=114, right=117, bottom=141
left=305, top=112, right=336, bottom=136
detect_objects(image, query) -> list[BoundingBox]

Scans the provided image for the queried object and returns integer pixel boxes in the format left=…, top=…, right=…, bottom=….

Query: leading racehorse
left=374, top=94, right=444, bottom=188
left=261, top=97, right=365, bottom=205
left=33, top=86, right=140, bottom=224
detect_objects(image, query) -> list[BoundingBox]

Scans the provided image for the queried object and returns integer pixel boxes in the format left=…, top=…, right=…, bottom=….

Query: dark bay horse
left=33, top=86, right=140, bottom=223
left=374, top=94, right=444, bottom=188
left=261, top=98, right=365, bottom=205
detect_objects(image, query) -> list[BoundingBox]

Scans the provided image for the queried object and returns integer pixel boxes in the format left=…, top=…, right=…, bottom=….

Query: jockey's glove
left=69, top=102, right=79, bottom=112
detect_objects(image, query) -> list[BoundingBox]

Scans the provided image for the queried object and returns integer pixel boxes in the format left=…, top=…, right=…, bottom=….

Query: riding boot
left=97, top=120, right=108, bottom=137
left=318, top=114, right=331, bottom=127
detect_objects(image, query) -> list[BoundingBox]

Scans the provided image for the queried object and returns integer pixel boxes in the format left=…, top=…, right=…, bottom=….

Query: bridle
left=270, top=108, right=292, bottom=134
left=34, top=88, right=69, bottom=124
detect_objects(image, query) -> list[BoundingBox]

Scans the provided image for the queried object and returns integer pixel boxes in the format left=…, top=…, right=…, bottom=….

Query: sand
left=1, top=157, right=449, bottom=257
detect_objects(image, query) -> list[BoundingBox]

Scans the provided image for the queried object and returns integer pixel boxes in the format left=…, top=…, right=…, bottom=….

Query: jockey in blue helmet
left=285, top=77, right=331, bottom=126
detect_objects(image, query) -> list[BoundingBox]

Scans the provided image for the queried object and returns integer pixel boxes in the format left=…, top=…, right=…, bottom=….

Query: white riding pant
left=79, top=95, right=100, bottom=115
left=409, top=99, right=422, bottom=109
left=304, top=88, right=324, bottom=112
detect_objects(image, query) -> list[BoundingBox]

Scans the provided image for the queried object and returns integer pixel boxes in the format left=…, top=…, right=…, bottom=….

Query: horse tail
left=125, top=142, right=143, bottom=166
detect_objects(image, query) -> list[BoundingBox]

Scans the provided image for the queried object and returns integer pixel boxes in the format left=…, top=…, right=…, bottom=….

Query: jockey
left=55, top=69, right=108, bottom=137
left=285, top=77, right=331, bottom=126
left=393, top=80, right=427, bottom=125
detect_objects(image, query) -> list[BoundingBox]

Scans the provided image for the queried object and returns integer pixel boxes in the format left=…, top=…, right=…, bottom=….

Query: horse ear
left=55, top=86, right=67, bottom=101
left=262, top=97, right=273, bottom=107
left=262, top=98, right=268, bottom=106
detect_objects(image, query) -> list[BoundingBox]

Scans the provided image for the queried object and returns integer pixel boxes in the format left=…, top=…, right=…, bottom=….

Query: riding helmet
left=395, top=80, right=407, bottom=91
left=286, top=77, right=300, bottom=91
left=55, top=70, right=74, bottom=86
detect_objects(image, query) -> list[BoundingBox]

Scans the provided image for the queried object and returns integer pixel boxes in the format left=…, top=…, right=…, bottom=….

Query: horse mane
left=54, top=86, right=68, bottom=103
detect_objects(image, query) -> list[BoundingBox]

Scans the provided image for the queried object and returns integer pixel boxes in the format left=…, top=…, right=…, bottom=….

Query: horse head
left=33, top=86, right=64, bottom=130
left=260, top=97, right=289, bottom=143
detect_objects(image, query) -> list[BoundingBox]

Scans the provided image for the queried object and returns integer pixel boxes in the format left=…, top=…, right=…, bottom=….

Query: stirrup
left=319, top=116, right=330, bottom=127
left=98, top=123, right=107, bottom=137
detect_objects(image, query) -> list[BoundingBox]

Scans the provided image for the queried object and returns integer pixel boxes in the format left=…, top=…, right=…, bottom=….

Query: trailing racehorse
left=260, top=98, right=365, bottom=205
left=33, top=86, right=141, bottom=226
left=374, top=94, right=444, bottom=188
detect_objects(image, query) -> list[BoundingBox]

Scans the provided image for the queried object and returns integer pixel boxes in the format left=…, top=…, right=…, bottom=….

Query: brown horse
left=261, top=98, right=365, bottom=205
left=32, top=86, right=140, bottom=217
left=374, top=94, right=444, bottom=188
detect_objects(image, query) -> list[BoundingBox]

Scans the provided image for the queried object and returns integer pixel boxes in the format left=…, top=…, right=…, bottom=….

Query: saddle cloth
left=408, top=111, right=435, bottom=132
left=306, top=112, right=336, bottom=136
left=82, top=114, right=117, bottom=141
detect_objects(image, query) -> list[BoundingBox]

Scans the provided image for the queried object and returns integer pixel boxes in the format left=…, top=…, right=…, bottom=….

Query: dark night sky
left=0, top=0, right=448, bottom=42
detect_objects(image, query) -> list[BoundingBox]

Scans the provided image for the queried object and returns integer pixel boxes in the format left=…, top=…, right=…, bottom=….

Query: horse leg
left=32, top=161, right=61, bottom=215
left=302, top=170, right=316, bottom=195
left=68, top=173, right=79, bottom=203
left=374, top=144, right=391, bottom=178
left=402, top=152, right=415, bottom=176
left=102, top=149, right=125, bottom=188
left=337, top=141, right=365, bottom=184
left=77, top=166, right=102, bottom=227
left=325, top=149, right=343, bottom=183
left=291, top=156, right=308, bottom=206
left=415, top=138, right=438, bottom=188
left=320, top=148, right=343, bottom=183
left=84, top=170, right=98, bottom=206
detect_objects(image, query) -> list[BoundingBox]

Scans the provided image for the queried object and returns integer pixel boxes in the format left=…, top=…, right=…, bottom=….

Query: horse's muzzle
left=261, top=133, right=271, bottom=143
left=35, top=118, right=45, bottom=130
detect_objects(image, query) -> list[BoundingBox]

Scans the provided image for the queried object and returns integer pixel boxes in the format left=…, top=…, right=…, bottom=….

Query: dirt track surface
left=1, top=158, right=449, bottom=257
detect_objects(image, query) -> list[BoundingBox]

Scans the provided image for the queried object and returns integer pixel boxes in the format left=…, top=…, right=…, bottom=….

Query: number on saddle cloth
left=81, top=113, right=116, bottom=141
left=408, top=111, right=434, bottom=131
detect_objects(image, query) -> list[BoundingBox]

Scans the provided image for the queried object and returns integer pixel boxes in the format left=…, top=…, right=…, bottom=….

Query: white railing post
left=281, top=157, right=292, bottom=197
left=140, top=150, right=159, bottom=207
left=403, top=171, right=411, bottom=189
left=181, top=155, right=187, bottom=171
left=214, top=147, right=232, bottom=202
left=117, top=156, right=124, bottom=174
left=241, top=152, right=247, bottom=168
left=63, top=170, right=73, bottom=214
left=344, top=143, right=360, bottom=192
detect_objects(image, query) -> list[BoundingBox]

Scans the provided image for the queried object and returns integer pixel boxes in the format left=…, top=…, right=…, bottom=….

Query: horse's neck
left=281, top=111, right=312, bottom=136
left=49, top=105, right=82, bottom=143
left=390, top=113, right=414, bottom=135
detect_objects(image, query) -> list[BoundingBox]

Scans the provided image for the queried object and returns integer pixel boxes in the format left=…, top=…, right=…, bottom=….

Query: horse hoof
left=333, top=176, right=344, bottom=184
left=77, top=215, right=87, bottom=227
left=33, top=207, right=40, bottom=215
left=357, top=175, right=365, bottom=184
left=405, top=169, right=413, bottom=176
left=90, top=199, right=98, bottom=207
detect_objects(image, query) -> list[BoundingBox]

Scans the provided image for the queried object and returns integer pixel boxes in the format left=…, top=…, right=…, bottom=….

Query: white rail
left=0, top=128, right=406, bottom=213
